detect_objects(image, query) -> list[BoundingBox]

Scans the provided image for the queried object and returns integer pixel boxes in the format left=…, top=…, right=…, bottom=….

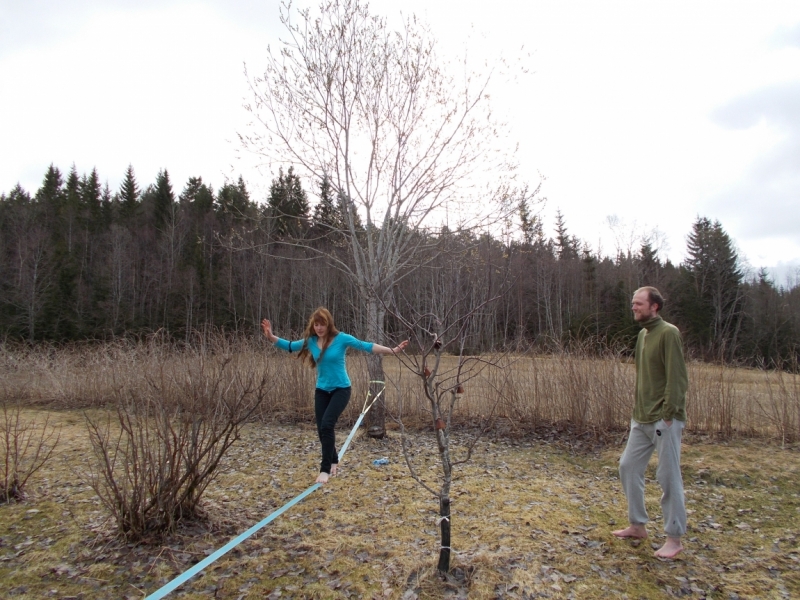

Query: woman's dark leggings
left=314, top=387, right=352, bottom=474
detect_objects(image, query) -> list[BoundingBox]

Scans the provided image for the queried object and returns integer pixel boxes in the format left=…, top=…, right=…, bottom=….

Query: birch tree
left=242, top=0, right=526, bottom=436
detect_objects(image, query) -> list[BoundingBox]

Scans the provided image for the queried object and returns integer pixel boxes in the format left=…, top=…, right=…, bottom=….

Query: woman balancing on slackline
left=261, top=308, right=409, bottom=485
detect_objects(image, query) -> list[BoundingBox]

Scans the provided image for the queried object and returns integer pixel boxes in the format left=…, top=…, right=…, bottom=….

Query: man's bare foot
left=331, top=464, right=338, bottom=477
left=316, top=472, right=329, bottom=485
left=655, top=537, right=683, bottom=559
left=612, top=524, right=648, bottom=539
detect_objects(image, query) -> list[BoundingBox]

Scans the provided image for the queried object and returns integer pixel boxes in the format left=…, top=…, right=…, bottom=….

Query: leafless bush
left=250, top=346, right=316, bottom=422
left=3, top=335, right=800, bottom=444
left=496, top=347, right=634, bottom=436
left=85, top=351, right=267, bottom=540
left=0, top=399, right=61, bottom=502
left=754, top=357, right=800, bottom=446
left=0, top=337, right=170, bottom=409
left=687, top=363, right=738, bottom=437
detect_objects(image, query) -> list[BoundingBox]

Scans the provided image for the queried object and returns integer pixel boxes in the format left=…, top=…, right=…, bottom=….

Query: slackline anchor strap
left=145, top=382, right=386, bottom=600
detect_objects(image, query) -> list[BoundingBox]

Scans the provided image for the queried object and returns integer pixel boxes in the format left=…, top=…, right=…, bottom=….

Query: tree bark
left=365, top=296, right=387, bottom=438
left=365, top=356, right=386, bottom=438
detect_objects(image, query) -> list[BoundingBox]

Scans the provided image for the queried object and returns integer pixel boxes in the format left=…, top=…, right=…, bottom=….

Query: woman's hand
left=395, top=340, right=410, bottom=353
left=261, top=319, right=278, bottom=343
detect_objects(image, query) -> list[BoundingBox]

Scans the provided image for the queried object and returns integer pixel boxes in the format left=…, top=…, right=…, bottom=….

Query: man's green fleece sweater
left=634, top=316, right=688, bottom=423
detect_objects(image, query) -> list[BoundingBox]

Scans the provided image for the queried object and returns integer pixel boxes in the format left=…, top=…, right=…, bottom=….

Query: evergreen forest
left=2, top=163, right=798, bottom=368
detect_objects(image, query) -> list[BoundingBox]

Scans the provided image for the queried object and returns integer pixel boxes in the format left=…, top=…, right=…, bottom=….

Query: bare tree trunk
left=365, top=296, right=387, bottom=438
left=365, top=355, right=386, bottom=438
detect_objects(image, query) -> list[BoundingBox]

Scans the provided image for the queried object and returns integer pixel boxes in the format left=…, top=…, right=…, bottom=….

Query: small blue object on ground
left=372, top=457, right=389, bottom=465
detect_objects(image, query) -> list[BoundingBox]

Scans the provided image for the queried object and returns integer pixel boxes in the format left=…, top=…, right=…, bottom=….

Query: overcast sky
left=2, top=0, right=799, bottom=284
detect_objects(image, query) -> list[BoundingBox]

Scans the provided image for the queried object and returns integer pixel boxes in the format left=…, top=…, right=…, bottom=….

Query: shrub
left=0, top=399, right=60, bottom=502
left=85, top=353, right=267, bottom=540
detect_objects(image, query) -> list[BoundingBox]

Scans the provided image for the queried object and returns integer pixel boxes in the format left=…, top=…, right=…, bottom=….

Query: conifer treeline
left=1, top=164, right=798, bottom=366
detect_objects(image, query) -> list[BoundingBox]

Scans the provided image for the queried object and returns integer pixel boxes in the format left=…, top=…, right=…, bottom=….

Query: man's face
left=631, top=290, right=658, bottom=322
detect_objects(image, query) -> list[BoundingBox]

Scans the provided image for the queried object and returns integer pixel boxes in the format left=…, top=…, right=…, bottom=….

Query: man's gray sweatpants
left=619, top=418, right=686, bottom=538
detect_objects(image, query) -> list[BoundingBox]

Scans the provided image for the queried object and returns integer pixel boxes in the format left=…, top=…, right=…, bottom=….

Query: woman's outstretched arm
left=371, top=340, right=409, bottom=355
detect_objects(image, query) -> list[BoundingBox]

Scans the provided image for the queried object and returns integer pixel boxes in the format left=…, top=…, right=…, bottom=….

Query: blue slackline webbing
left=146, top=383, right=383, bottom=599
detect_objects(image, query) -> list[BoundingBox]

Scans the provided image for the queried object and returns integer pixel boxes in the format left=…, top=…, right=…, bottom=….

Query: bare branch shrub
left=754, top=356, right=800, bottom=446
left=0, top=399, right=60, bottom=502
left=687, top=363, right=738, bottom=437
left=490, top=343, right=633, bottom=437
left=2, top=335, right=799, bottom=446
left=390, top=296, right=511, bottom=573
left=85, top=350, right=267, bottom=540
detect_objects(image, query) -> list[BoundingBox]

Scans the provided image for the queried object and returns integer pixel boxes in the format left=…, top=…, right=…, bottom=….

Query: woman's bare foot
left=612, top=524, right=648, bottom=539
left=331, top=464, right=338, bottom=477
left=316, top=472, right=330, bottom=485
left=655, top=537, right=683, bottom=559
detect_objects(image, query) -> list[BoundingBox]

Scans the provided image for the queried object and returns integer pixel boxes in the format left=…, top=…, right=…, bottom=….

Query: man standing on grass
left=612, top=286, right=688, bottom=558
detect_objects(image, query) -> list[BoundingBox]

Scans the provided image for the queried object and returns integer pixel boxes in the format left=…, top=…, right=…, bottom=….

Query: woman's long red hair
left=298, top=307, right=339, bottom=368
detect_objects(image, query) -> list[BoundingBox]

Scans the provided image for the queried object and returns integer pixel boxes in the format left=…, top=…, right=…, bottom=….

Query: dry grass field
left=2, top=339, right=799, bottom=439
left=1, top=413, right=799, bottom=599
left=1, top=341, right=800, bottom=599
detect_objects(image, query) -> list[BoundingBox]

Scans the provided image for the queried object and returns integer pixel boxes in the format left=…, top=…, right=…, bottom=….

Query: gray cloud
left=712, top=80, right=800, bottom=133
left=0, top=0, right=161, bottom=56
left=771, top=21, right=800, bottom=48
left=706, top=80, right=800, bottom=249
left=0, top=1, right=279, bottom=58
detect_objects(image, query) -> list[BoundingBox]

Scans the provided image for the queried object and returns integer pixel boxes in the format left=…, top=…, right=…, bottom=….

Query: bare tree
left=106, top=223, right=136, bottom=331
left=389, top=294, right=511, bottom=573
left=242, top=0, right=527, bottom=436
left=12, top=221, right=52, bottom=341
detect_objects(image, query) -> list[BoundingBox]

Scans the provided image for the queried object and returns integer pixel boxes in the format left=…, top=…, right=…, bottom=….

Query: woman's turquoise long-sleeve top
left=273, top=333, right=374, bottom=392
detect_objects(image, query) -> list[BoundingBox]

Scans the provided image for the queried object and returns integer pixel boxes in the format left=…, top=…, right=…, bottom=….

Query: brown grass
left=0, top=411, right=799, bottom=599
left=3, top=339, right=798, bottom=441
left=1, top=340, right=799, bottom=598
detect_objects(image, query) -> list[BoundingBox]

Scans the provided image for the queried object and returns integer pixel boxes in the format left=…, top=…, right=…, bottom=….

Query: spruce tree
left=65, top=165, right=81, bottom=213
left=310, top=174, right=361, bottom=242
left=267, top=166, right=309, bottom=236
left=101, top=183, right=113, bottom=227
left=311, top=173, right=340, bottom=231
left=6, top=184, right=32, bottom=205
left=61, top=165, right=83, bottom=255
left=119, top=164, right=140, bottom=221
left=676, top=217, right=744, bottom=360
left=153, top=169, right=175, bottom=229
left=39, top=165, right=82, bottom=338
left=80, top=168, right=102, bottom=231
left=336, top=189, right=363, bottom=232
left=554, top=209, right=578, bottom=260
left=36, top=164, right=65, bottom=214
left=638, top=241, right=660, bottom=286
left=180, top=176, right=216, bottom=309
left=217, top=176, right=252, bottom=220
left=180, top=176, right=215, bottom=215
left=519, top=196, right=543, bottom=246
